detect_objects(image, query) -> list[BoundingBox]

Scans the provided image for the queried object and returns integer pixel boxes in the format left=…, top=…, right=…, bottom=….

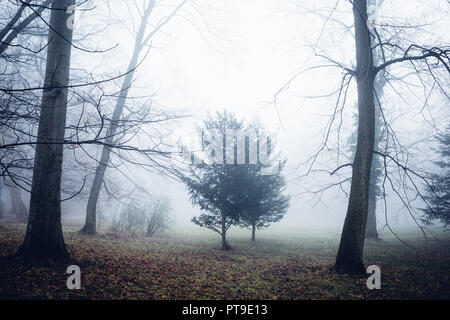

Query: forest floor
left=0, top=223, right=449, bottom=300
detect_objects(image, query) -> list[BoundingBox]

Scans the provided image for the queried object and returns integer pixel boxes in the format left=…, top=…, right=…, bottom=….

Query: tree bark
left=334, top=0, right=376, bottom=274
left=251, top=222, right=256, bottom=242
left=221, top=212, right=228, bottom=250
left=17, top=0, right=74, bottom=260
left=0, top=184, right=4, bottom=219
left=81, top=4, right=154, bottom=234
left=365, top=184, right=378, bottom=239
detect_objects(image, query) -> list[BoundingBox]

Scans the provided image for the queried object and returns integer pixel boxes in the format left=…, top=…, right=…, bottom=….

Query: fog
left=1, top=0, right=450, bottom=303
left=44, top=0, right=446, bottom=233
left=2, top=1, right=449, bottom=231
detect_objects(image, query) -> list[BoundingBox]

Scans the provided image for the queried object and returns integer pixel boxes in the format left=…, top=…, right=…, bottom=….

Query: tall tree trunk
left=365, top=184, right=378, bottom=239
left=334, top=0, right=376, bottom=274
left=221, top=212, right=228, bottom=250
left=365, top=29, right=387, bottom=241
left=251, top=222, right=256, bottom=242
left=81, top=4, right=154, bottom=234
left=0, top=183, right=4, bottom=219
left=9, top=185, right=28, bottom=219
left=17, top=0, right=74, bottom=260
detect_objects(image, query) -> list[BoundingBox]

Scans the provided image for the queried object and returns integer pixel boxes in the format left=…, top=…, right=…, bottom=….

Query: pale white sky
left=64, top=0, right=450, bottom=229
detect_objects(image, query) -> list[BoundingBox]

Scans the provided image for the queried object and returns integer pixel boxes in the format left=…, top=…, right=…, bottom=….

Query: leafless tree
left=17, top=0, right=75, bottom=260
left=277, top=0, right=449, bottom=274
left=0, top=0, right=53, bottom=55
left=80, top=0, right=212, bottom=235
left=146, top=196, right=172, bottom=237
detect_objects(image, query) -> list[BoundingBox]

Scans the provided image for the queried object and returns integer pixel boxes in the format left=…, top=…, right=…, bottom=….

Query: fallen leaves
left=0, top=224, right=449, bottom=300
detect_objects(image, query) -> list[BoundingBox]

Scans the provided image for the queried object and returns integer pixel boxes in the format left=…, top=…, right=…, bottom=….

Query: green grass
left=0, top=223, right=449, bottom=299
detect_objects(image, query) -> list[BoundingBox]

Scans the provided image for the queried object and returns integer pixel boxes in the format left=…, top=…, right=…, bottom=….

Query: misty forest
left=0, top=0, right=449, bottom=300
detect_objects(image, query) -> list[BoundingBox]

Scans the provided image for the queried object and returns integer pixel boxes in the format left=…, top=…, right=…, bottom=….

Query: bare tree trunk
left=251, top=222, right=256, bottom=242
left=9, top=185, right=28, bottom=219
left=17, top=0, right=74, bottom=260
left=221, top=212, right=228, bottom=250
left=81, top=3, right=154, bottom=235
left=334, top=0, right=376, bottom=274
left=365, top=185, right=378, bottom=239
left=0, top=183, right=4, bottom=219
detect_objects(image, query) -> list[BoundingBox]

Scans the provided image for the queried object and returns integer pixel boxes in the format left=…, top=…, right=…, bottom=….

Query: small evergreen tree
left=237, top=125, right=290, bottom=242
left=180, top=111, right=290, bottom=248
left=181, top=111, right=244, bottom=250
left=422, top=125, right=450, bottom=227
left=238, top=161, right=290, bottom=242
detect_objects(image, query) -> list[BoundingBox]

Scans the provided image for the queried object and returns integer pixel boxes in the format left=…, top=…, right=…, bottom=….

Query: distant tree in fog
left=0, top=183, right=4, bottom=218
left=81, top=0, right=188, bottom=235
left=146, top=197, right=172, bottom=237
left=106, top=196, right=172, bottom=237
left=8, top=184, right=28, bottom=219
left=422, top=124, right=450, bottom=227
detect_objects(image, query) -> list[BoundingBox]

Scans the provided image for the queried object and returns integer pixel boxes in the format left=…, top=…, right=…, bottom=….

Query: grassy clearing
left=0, top=223, right=449, bottom=300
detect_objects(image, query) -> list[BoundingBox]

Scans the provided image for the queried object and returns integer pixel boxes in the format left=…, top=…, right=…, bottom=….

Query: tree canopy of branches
left=331, top=0, right=450, bottom=274
left=287, top=0, right=450, bottom=274
left=81, top=0, right=189, bottom=235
